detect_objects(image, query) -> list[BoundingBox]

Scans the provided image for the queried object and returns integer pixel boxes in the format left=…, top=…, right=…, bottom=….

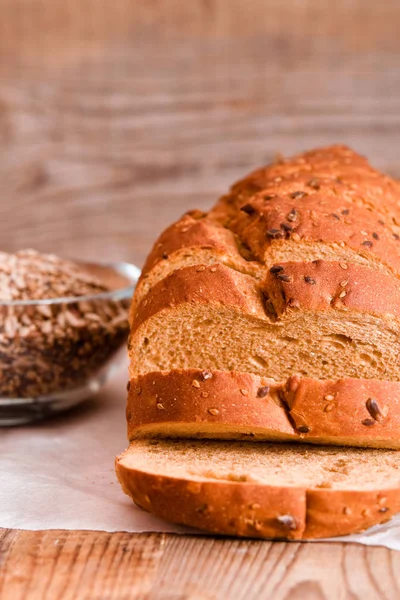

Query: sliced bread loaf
left=126, top=369, right=400, bottom=449
left=129, top=262, right=400, bottom=382
left=116, top=439, right=400, bottom=539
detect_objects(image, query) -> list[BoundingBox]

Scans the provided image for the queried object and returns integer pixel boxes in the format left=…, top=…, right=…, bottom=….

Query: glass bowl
left=0, top=261, right=140, bottom=426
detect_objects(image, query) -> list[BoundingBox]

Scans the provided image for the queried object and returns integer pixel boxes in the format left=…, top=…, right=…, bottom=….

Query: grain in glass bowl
left=0, top=250, right=139, bottom=425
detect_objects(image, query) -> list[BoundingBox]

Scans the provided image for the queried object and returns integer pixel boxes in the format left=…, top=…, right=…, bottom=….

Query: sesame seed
left=192, top=380, right=201, bottom=388
left=339, top=263, right=348, bottom=270
left=277, top=274, right=292, bottom=282
left=324, top=403, right=335, bottom=412
left=257, top=386, right=270, bottom=398
left=240, top=203, right=256, bottom=215
left=291, top=232, right=301, bottom=241
left=156, top=403, right=165, bottom=410
left=360, top=230, right=368, bottom=236
left=324, top=394, right=335, bottom=401
left=343, top=507, right=352, bottom=515
left=196, top=266, right=206, bottom=272
left=240, top=389, right=249, bottom=396
left=180, top=227, right=189, bottom=233
left=210, top=267, right=217, bottom=272
left=379, top=497, right=388, bottom=505
left=304, top=276, right=316, bottom=285
left=208, top=408, right=219, bottom=416
left=339, top=290, right=346, bottom=298
left=249, top=503, right=261, bottom=509
left=340, top=280, right=348, bottom=287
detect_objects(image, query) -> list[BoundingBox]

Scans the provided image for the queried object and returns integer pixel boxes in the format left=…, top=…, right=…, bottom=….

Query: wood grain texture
left=1, top=529, right=400, bottom=600
left=2, top=1, right=400, bottom=598
left=0, top=0, right=400, bottom=268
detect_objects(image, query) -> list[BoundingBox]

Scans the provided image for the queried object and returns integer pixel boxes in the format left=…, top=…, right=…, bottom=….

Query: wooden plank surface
left=2, top=1, right=400, bottom=598
left=2, top=529, right=400, bottom=600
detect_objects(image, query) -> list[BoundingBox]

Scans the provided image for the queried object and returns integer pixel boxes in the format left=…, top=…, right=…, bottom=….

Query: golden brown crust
left=127, top=369, right=400, bottom=449
left=116, top=442, right=400, bottom=540
left=131, top=261, right=400, bottom=341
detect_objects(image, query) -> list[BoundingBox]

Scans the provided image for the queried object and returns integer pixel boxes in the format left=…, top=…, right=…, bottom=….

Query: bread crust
left=127, top=369, right=400, bottom=449
left=115, top=442, right=400, bottom=540
left=131, top=261, right=400, bottom=339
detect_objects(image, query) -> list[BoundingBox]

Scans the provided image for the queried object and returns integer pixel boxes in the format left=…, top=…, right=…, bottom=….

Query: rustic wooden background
left=1, top=1, right=400, bottom=598
left=1, top=0, right=400, bottom=269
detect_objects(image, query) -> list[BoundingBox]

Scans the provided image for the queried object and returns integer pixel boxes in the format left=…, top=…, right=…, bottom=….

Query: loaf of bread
left=116, top=439, right=399, bottom=540
left=118, top=145, right=400, bottom=538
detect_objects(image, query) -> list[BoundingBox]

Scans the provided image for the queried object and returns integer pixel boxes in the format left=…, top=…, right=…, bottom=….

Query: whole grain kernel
left=343, top=507, right=352, bottom=515
left=240, top=389, right=249, bottom=396
left=270, top=265, right=284, bottom=274
left=298, top=425, right=310, bottom=434
left=240, top=203, right=256, bottom=215
left=339, top=263, right=348, bottom=270
left=277, top=274, right=292, bottom=283
left=208, top=408, right=219, bottom=416
left=324, top=403, right=335, bottom=412
left=366, top=397, right=386, bottom=422
left=267, top=228, right=284, bottom=239
left=290, top=191, right=307, bottom=200
left=156, top=403, right=165, bottom=410
left=276, top=515, right=297, bottom=530
left=257, top=386, right=270, bottom=398
left=304, top=276, right=316, bottom=285
left=192, top=379, right=201, bottom=388
left=201, top=370, right=213, bottom=380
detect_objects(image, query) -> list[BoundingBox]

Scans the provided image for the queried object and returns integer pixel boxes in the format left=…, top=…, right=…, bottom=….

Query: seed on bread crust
left=267, top=228, right=284, bottom=239
left=257, top=386, right=270, bottom=398
left=240, top=203, right=256, bottom=215
left=270, top=265, right=284, bottom=274
left=276, top=515, right=297, bottom=530
left=298, top=425, right=310, bottom=434
left=192, top=380, right=201, bottom=388
left=290, top=191, right=307, bottom=200
left=362, top=418, right=376, bottom=427
left=277, top=274, right=292, bottom=283
left=304, top=276, right=316, bottom=285
left=208, top=408, right=219, bottom=416
left=366, top=398, right=388, bottom=422
left=201, top=370, right=213, bottom=380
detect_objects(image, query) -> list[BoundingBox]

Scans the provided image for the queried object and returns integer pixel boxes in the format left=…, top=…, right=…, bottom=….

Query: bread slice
left=127, top=369, right=400, bottom=449
left=129, top=262, right=400, bottom=382
left=116, top=439, right=400, bottom=539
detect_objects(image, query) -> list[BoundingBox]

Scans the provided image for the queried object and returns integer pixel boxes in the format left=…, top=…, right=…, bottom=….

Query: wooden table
left=1, top=1, right=400, bottom=597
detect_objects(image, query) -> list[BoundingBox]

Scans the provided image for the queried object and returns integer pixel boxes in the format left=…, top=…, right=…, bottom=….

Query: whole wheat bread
left=116, top=439, right=400, bottom=540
